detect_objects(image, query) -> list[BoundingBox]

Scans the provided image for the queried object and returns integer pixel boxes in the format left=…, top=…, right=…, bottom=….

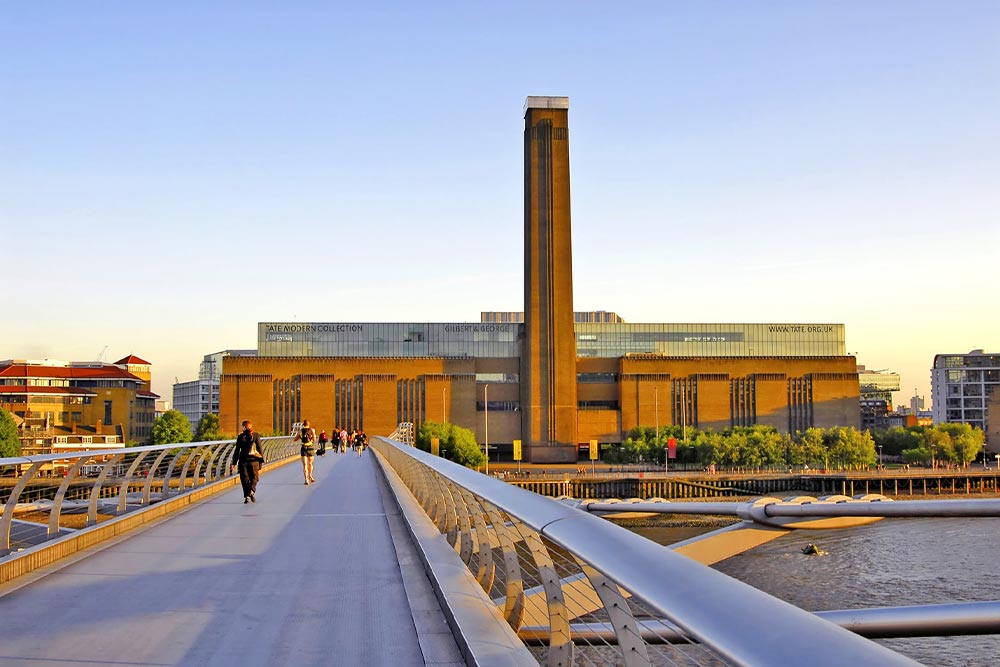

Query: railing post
left=159, top=449, right=188, bottom=501
left=513, top=519, right=573, bottom=667
left=216, top=443, right=236, bottom=479
left=434, top=471, right=459, bottom=537
left=177, top=446, right=205, bottom=492
left=459, top=488, right=495, bottom=592
left=191, top=445, right=214, bottom=486
left=116, top=451, right=152, bottom=515
left=49, top=458, right=88, bottom=536
left=0, top=460, right=45, bottom=555
left=482, top=502, right=524, bottom=629
left=449, top=482, right=474, bottom=562
left=142, top=449, right=174, bottom=505
left=572, top=555, right=651, bottom=667
left=86, top=453, right=125, bottom=527
left=200, top=442, right=225, bottom=483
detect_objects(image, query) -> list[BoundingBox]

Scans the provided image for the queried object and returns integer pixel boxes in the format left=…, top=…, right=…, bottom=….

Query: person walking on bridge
left=231, top=420, right=265, bottom=504
left=297, top=419, right=317, bottom=484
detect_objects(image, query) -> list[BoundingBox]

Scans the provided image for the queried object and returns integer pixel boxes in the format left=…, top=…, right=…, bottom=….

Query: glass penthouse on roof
left=257, top=322, right=846, bottom=359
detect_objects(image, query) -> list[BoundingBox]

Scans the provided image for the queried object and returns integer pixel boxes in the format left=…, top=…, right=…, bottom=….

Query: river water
left=633, top=518, right=1000, bottom=667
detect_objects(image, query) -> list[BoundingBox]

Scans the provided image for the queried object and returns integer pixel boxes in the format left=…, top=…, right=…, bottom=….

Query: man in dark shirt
left=231, top=420, right=265, bottom=504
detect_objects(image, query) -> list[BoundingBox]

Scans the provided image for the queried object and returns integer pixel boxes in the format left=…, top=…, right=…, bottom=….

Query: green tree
left=745, top=426, right=786, bottom=469
left=152, top=410, right=193, bottom=445
left=194, top=413, right=225, bottom=442
left=450, top=425, right=486, bottom=468
left=415, top=420, right=451, bottom=452
left=0, top=408, right=20, bottom=458
left=620, top=434, right=651, bottom=464
left=415, top=421, right=485, bottom=468
left=902, top=445, right=933, bottom=466
left=824, top=426, right=876, bottom=470
left=922, top=428, right=954, bottom=467
left=873, top=426, right=922, bottom=457
left=798, top=428, right=826, bottom=467
left=939, top=423, right=985, bottom=468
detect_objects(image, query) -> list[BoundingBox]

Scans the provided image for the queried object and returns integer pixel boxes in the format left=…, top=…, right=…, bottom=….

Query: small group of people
left=314, top=426, right=368, bottom=456
left=231, top=419, right=373, bottom=502
left=297, top=422, right=370, bottom=484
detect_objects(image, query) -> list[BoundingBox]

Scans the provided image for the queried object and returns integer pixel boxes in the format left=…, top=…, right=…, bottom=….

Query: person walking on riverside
left=231, top=420, right=265, bottom=504
left=297, top=419, right=317, bottom=484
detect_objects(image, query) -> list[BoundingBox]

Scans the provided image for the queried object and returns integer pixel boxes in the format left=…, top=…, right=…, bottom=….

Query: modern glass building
left=258, top=323, right=520, bottom=358
left=258, top=320, right=845, bottom=360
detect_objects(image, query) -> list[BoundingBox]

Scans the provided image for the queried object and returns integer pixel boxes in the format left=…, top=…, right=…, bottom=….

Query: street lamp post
left=680, top=381, right=688, bottom=460
left=878, top=445, right=883, bottom=471
left=442, top=387, right=446, bottom=424
left=484, top=384, right=489, bottom=476
left=654, top=387, right=661, bottom=475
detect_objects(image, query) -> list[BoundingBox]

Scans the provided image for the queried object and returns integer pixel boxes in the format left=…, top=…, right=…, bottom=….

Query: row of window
left=0, top=378, right=72, bottom=387
left=475, top=373, right=519, bottom=383
left=945, top=370, right=1000, bottom=383
left=1, top=396, right=92, bottom=405
left=52, top=436, right=118, bottom=444
left=578, top=400, right=619, bottom=410
left=476, top=401, right=520, bottom=412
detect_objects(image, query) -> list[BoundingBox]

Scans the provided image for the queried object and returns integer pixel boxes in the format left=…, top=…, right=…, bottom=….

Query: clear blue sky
left=3, top=2, right=998, bottom=404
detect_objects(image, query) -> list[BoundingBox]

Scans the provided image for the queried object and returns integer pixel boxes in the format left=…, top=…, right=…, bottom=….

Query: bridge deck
left=0, top=451, right=466, bottom=667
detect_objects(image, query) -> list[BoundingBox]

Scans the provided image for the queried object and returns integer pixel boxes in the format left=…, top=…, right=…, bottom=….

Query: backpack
left=300, top=427, right=316, bottom=456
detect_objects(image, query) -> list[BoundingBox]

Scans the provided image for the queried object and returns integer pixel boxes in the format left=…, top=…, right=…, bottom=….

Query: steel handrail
left=579, top=497, right=1000, bottom=519
left=370, top=436, right=922, bottom=667
left=1, top=436, right=298, bottom=557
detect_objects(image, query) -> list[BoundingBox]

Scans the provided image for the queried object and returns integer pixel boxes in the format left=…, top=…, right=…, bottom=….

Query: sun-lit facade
left=0, top=356, right=158, bottom=450
left=932, top=350, right=1000, bottom=450
left=220, top=97, right=860, bottom=461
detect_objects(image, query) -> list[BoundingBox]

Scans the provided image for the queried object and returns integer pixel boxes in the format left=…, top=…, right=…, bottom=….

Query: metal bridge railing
left=370, top=436, right=924, bottom=667
left=0, top=436, right=298, bottom=560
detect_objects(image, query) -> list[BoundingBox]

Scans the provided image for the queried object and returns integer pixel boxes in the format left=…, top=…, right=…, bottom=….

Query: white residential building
left=172, top=350, right=255, bottom=433
left=931, top=350, right=1000, bottom=451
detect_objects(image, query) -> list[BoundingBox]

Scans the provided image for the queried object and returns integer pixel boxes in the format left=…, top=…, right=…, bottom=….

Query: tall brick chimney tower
left=520, top=96, right=578, bottom=463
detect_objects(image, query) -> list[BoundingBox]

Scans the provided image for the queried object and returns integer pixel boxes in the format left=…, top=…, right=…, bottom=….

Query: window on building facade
left=578, top=400, right=620, bottom=410
left=476, top=401, right=520, bottom=412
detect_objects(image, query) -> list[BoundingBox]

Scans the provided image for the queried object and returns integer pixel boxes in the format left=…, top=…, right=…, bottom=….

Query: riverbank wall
left=508, top=470, right=1000, bottom=500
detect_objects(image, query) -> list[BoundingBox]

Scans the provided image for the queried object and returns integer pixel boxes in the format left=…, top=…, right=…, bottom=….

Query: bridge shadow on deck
left=0, top=452, right=458, bottom=667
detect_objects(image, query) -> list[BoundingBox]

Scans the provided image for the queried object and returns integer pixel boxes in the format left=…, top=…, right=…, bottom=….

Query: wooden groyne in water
left=507, top=471, right=1000, bottom=500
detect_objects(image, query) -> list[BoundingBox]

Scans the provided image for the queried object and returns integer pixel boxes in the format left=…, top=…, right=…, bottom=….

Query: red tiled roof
left=0, top=363, right=141, bottom=381
left=115, top=354, right=151, bottom=365
left=138, top=390, right=161, bottom=398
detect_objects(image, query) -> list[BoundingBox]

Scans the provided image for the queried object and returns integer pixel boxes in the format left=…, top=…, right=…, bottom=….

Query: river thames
left=635, top=517, right=1000, bottom=667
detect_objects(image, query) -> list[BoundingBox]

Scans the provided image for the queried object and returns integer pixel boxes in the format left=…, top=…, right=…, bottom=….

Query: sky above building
left=3, top=2, right=998, bottom=405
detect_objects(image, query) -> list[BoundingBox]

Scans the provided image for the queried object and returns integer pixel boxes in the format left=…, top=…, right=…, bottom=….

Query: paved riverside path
left=0, top=450, right=466, bottom=667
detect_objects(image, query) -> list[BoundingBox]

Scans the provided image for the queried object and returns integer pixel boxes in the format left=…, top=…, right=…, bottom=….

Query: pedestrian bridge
left=1, top=437, right=999, bottom=667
